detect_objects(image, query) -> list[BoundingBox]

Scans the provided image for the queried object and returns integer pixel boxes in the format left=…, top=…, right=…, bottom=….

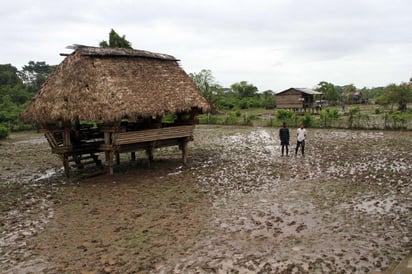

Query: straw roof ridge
left=71, top=46, right=179, bottom=61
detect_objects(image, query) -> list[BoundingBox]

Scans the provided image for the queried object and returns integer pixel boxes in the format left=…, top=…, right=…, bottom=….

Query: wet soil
left=1, top=126, right=411, bottom=273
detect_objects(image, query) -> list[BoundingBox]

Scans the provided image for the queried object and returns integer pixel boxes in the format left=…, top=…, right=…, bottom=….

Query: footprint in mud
left=296, top=223, right=307, bottom=233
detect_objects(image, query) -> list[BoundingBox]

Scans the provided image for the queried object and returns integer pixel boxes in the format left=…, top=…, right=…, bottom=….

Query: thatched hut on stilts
left=20, top=46, right=210, bottom=176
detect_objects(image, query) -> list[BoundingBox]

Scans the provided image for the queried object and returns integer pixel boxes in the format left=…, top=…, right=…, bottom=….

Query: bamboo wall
left=276, top=90, right=303, bottom=109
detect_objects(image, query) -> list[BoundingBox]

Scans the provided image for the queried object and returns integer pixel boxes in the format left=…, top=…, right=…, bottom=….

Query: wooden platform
left=101, top=125, right=195, bottom=175
left=44, top=124, right=195, bottom=176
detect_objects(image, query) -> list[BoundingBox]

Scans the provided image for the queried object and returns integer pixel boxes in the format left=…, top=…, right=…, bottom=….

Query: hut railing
left=99, top=125, right=195, bottom=175
left=112, top=125, right=195, bottom=145
left=44, top=129, right=71, bottom=153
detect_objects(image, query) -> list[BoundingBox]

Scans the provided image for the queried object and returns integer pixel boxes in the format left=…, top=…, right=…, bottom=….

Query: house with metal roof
left=275, top=88, right=322, bottom=112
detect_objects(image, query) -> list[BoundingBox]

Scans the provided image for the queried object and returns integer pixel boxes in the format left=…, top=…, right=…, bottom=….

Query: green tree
left=362, top=86, right=385, bottom=102
left=189, top=69, right=222, bottom=113
left=342, top=84, right=357, bottom=104
left=0, top=95, right=20, bottom=122
left=230, top=81, right=258, bottom=99
left=375, top=91, right=392, bottom=108
left=0, top=64, right=22, bottom=86
left=261, top=90, right=276, bottom=109
left=18, top=61, right=55, bottom=93
left=316, top=81, right=339, bottom=105
left=219, top=89, right=238, bottom=110
left=384, top=83, right=412, bottom=112
left=0, top=63, right=38, bottom=134
left=0, top=64, right=30, bottom=106
left=100, top=29, right=132, bottom=49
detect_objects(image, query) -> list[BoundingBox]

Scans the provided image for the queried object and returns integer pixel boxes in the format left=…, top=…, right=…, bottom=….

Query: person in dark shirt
left=279, top=122, right=290, bottom=156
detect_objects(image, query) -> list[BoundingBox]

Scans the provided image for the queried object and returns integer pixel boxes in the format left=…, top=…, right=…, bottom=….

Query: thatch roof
left=21, top=46, right=210, bottom=123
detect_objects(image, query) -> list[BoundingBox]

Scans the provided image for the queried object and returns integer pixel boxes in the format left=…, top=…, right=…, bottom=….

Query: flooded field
left=1, top=125, right=411, bottom=273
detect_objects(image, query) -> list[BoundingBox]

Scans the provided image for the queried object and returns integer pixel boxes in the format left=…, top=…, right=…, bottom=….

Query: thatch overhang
left=21, top=46, right=210, bottom=124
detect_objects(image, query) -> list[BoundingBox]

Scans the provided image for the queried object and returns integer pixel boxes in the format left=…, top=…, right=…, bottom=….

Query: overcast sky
left=1, top=0, right=411, bottom=91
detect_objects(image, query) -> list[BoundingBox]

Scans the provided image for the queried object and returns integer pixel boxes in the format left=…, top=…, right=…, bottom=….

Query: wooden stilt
left=116, top=153, right=120, bottom=165
left=91, top=153, right=101, bottom=166
left=63, top=154, right=70, bottom=177
left=104, top=151, right=109, bottom=166
left=131, top=152, right=136, bottom=161
left=108, top=151, right=114, bottom=175
left=181, top=140, right=188, bottom=164
left=73, top=154, right=83, bottom=169
left=62, top=120, right=72, bottom=177
left=103, top=130, right=113, bottom=175
left=146, top=144, right=154, bottom=168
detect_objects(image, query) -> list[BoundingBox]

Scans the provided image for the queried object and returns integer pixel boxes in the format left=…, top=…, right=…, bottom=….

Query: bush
left=263, top=98, right=276, bottom=109
left=224, top=112, right=238, bottom=125
left=162, top=114, right=177, bottom=123
left=11, top=122, right=35, bottom=131
left=239, top=99, right=249, bottom=109
left=319, top=109, right=340, bottom=127
left=390, top=112, right=407, bottom=129
left=199, top=114, right=218, bottom=124
left=300, top=113, right=314, bottom=128
left=0, top=124, right=10, bottom=139
left=276, top=109, right=294, bottom=121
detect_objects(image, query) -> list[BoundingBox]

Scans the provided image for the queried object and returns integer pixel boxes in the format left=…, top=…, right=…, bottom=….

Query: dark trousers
left=281, top=144, right=288, bottom=156
left=295, top=140, right=305, bottom=156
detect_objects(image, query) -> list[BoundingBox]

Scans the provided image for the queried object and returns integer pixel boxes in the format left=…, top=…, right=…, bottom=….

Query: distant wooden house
left=341, top=90, right=365, bottom=104
left=275, top=88, right=322, bottom=112
left=21, top=46, right=210, bottom=176
left=352, top=91, right=364, bottom=104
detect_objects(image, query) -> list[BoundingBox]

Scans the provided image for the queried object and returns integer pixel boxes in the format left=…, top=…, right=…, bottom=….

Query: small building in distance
left=275, top=87, right=323, bottom=113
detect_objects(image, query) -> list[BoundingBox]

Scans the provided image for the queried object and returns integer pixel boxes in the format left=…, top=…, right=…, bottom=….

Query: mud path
left=1, top=126, right=411, bottom=273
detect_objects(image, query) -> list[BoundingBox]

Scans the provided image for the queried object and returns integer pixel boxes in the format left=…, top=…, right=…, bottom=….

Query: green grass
left=199, top=105, right=412, bottom=130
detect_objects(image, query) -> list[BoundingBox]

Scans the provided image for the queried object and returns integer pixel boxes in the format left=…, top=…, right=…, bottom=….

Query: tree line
left=1, top=29, right=411, bottom=138
left=190, top=69, right=412, bottom=114
left=0, top=29, right=132, bottom=138
left=0, top=62, right=56, bottom=138
left=1, top=64, right=411, bottom=138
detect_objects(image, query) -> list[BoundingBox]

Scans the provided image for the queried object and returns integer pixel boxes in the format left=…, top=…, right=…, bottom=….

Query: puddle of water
left=352, top=196, right=405, bottom=215
left=13, top=137, right=46, bottom=145
left=34, top=169, right=57, bottom=182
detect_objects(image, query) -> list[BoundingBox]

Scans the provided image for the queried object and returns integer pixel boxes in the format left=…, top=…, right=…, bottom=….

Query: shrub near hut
left=0, top=124, right=9, bottom=139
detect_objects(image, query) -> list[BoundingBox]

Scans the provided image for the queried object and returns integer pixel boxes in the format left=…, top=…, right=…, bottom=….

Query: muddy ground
left=0, top=125, right=411, bottom=273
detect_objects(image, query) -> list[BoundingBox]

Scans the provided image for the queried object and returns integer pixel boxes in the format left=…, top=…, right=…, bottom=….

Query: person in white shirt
left=295, top=123, right=307, bottom=156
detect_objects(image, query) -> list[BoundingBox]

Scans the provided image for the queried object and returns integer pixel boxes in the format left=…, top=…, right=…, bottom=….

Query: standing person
left=295, top=123, right=307, bottom=156
left=279, top=122, right=290, bottom=156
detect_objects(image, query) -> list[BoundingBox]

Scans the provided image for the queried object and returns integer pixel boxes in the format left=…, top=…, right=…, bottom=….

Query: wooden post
left=108, top=151, right=114, bottom=175
left=116, top=153, right=120, bottom=165
left=131, top=152, right=136, bottom=161
left=103, top=128, right=114, bottom=175
left=104, top=131, right=110, bottom=172
left=63, top=154, right=70, bottom=177
left=146, top=143, right=154, bottom=168
left=63, top=120, right=72, bottom=147
left=181, top=139, right=188, bottom=164
left=62, top=120, right=72, bottom=176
